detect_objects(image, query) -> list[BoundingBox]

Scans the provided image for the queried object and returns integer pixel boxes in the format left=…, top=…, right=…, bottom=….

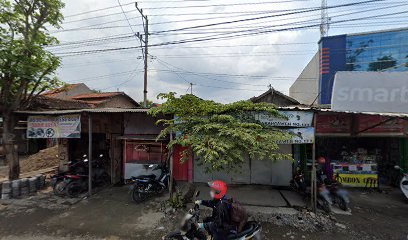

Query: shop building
left=290, top=27, right=408, bottom=105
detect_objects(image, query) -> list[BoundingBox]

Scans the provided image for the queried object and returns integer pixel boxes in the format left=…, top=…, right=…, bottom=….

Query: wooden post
left=88, top=114, right=93, bottom=196
left=311, top=112, right=317, bottom=212
left=169, top=131, right=174, bottom=198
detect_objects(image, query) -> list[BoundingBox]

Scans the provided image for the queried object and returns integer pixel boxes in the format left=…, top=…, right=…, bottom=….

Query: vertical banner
left=27, top=115, right=81, bottom=139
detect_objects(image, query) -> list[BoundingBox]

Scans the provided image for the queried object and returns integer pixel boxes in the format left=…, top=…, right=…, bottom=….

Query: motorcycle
left=128, top=164, right=170, bottom=203
left=51, top=154, right=89, bottom=196
left=290, top=169, right=307, bottom=195
left=63, top=154, right=110, bottom=198
left=394, top=165, right=408, bottom=199
left=317, top=178, right=350, bottom=213
left=163, top=191, right=262, bottom=240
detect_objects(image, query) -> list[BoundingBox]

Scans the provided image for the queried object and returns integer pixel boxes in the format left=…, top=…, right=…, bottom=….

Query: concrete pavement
left=195, top=183, right=306, bottom=208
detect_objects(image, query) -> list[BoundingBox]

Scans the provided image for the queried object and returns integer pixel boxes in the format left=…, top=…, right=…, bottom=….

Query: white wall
left=289, top=52, right=320, bottom=105
left=194, top=144, right=293, bottom=186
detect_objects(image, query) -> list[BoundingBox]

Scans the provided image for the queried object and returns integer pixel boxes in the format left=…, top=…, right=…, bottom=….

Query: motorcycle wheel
left=65, top=181, right=83, bottom=198
left=53, top=180, right=66, bottom=197
left=131, top=184, right=148, bottom=203
left=320, top=199, right=332, bottom=213
left=337, top=197, right=349, bottom=211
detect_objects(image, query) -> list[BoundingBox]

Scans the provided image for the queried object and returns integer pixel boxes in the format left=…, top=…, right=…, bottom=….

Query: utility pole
left=136, top=2, right=149, bottom=108
left=190, top=83, right=194, bottom=95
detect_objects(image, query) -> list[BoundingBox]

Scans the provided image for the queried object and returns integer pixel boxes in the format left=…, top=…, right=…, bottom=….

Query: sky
left=51, top=0, right=408, bottom=103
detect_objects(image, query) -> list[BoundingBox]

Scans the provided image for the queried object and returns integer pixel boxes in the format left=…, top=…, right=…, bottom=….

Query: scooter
left=290, top=169, right=307, bottom=195
left=394, top=165, right=408, bottom=199
left=51, top=154, right=89, bottom=196
left=163, top=191, right=262, bottom=240
left=317, top=179, right=350, bottom=213
left=129, top=164, right=170, bottom=203
left=63, top=154, right=110, bottom=198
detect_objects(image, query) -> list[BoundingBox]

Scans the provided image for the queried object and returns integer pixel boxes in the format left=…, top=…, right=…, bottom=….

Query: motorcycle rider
left=195, top=180, right=233, bottom=240
left=316, top=157, right=333, bottom=205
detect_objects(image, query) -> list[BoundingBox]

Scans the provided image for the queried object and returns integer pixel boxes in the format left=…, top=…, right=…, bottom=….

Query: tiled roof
left=71, top=92, right=123, bottom=99
left=42, top=84, right=81, bottom=98
left=31, top=96, right=92, bottom=110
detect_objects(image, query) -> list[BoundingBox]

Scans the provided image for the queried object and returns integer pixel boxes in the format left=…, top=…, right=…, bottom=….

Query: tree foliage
left=0, top=0, right=64, bottom=179
left=149, top=93, right=292, bottom=172
left=0, top=0, right=64, bottom=111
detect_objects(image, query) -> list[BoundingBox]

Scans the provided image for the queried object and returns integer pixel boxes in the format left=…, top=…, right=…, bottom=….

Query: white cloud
left=53, top=0, right=407, bottom=103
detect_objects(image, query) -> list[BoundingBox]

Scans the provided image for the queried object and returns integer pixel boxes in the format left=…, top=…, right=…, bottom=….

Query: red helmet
left=208, top=180, right=227, bottom=199
left=318, top=157, right=326, bottom=164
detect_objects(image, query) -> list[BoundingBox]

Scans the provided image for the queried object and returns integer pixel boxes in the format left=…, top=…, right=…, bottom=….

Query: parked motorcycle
left=290, top=169, right=307, bottom=195
left=129, top=164, right=170, bottom=203
left=394, top=165, right=408, bottom=199
left=51, top=154, right=89, bottom=196
left=163, top=191, right=262, bottom=240
left=63, top=154, right=110, bottom=198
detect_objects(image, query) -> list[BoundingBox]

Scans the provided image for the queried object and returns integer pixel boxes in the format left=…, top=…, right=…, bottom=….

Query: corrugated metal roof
left=278, top=106, right=408, bottom=118
left=16, top=108, right=149, bottom=115
left=16, top=106, right=408, bottom=118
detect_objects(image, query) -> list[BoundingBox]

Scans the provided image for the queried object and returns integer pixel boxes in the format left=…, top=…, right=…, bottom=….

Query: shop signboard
left=332, top=71, right=408, bottom=114
left=336, top=173, right=378, bottom=188
left=316, top=113, right=351, bottom=134
left=256, top=111, right=313, bottom=127
left=27, top=115, right=81, bottom=139
left=277, top=127, right=314, bottom=144
left=358, top=115, right=407, bottom=134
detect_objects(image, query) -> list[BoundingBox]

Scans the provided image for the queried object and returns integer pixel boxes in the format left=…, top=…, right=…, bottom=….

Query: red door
left=172, top=145, right=192, bottom=181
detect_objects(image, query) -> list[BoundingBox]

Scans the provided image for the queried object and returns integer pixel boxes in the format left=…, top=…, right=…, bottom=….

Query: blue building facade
left=319, top=28, right=408, bottom=104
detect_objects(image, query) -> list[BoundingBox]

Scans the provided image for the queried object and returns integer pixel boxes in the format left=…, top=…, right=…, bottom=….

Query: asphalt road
left=0, top=186, right=407, bottom=240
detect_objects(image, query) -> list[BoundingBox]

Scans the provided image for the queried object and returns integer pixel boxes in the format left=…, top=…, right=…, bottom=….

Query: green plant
left=149, top=93, right=292, bottom=173
left=167, top=188, right=186, bottom=209
left=0, top=0, right=65, bottom=179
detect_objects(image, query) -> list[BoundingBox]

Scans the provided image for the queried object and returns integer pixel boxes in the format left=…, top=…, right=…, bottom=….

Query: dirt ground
left=0, top=186, right=407, bottom=240
left=0, top=147, right=59, bottom=179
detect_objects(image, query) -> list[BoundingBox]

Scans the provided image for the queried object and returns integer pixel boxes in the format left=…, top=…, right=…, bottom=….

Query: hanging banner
left=277, top=127, right=314, bottom=144
left=316, top=113, right=352, bottom=134
left=336, top=173, right=378, bottom=188
left=27, top=115, right=81, bottom=139
left=256, top=111, right=314, bottom=127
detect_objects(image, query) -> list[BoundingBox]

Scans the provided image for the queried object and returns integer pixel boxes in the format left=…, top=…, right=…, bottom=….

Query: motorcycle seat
left=227, top=221, right=258, bottom=239
left=134, top=174, right=156, bottom=179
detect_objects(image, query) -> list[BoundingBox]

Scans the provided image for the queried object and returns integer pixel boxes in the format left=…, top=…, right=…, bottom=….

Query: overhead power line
left=142, top=0, right=312, bottom=9
left=151, top=0, right=384, bottom=34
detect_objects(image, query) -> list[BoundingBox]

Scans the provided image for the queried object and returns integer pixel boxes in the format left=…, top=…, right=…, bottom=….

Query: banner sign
left=277, top=127, right=314, bottom=144
left=256, top=111, right=314, bottom=127
left=27, top=115, right=81, bottom=139
left=332, top=71, right=408, bottom=113
left=358, top=115, right=407, bottom=134
left=316, top=113, right=352, bottom=134
left=336, top=173, right=378, bottom=188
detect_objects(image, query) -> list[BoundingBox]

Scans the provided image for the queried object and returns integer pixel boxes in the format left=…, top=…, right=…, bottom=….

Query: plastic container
left=20, top=178, right=29, bottom=197
left=11, top=179, right=21, bottom=198
left=29, top=177, right=38, bottom=194
left=1, top=181, right=11, bottom=200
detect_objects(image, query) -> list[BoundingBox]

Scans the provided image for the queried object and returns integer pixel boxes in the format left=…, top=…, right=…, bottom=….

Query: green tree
left=138, top=99, right=156, bottom=108
left=0, top=0, right=64, bottom=179
left=149, top=93, right=291, bottom=172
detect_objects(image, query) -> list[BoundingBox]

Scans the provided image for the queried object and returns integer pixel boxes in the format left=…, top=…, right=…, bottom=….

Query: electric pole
left=136, top=2, right=149, bottom=108
left=190, top=83, right=194, bottom=95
